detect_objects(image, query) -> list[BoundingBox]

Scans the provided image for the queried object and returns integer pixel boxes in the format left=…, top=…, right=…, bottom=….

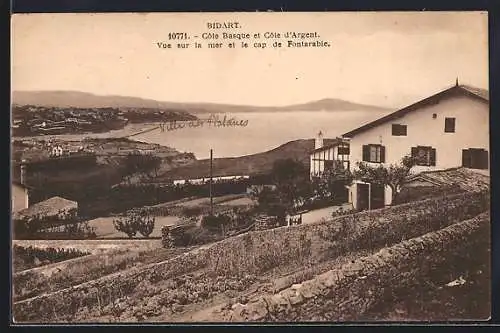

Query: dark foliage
left=201, top=214, right=232, bottom=233
left=353, top=155, right=417, bottom=202
left=13, top=245, right=90, bottom=272
left=113, top=209, right=156, bottom=238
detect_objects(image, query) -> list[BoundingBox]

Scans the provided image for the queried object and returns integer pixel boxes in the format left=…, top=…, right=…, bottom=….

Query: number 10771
left=168, top=33, right=189, bottom=40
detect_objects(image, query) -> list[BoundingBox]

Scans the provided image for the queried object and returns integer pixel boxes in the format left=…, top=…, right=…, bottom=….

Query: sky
left=11, top=11, right=488, bottom=108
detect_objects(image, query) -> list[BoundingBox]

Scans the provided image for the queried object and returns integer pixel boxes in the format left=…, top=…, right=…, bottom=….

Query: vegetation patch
left=13, top=245, right=90, bottom=273
left=12, top=190, right=489, bottom=323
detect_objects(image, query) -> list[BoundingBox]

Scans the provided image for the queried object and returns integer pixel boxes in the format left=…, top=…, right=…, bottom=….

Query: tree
left=112, top=214, right=138, bottom=238
left=200, top=213, right=232, bottom=236
left=352, top=155, right=416, bottom=203
left=269, top=158, right=312, bottom=213
left=112, top=208, right=156, bottom=238
left=311, top=161, right=353, bottom=203
left=136, top=210, right=156, bottom=238
left=122, top=153, right=162, bottom=183
left=179, top=206, right=204, bottom=225
left=255, top=186, right=288, bottom=219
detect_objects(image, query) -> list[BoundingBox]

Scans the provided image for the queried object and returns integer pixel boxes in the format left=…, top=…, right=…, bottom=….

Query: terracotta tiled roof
left=407, top=167, right=490, bottom=192
left=460, top=85, right=489, bottom=101
left=13, top=196, right=77, bottom=220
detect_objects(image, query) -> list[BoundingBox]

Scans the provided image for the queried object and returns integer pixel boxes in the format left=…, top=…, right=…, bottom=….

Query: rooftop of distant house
left=342, top=83, right=489, bottom=138
left=406, top=167, right=490, bottom=192
left=13, top=196, right=78, bottom=220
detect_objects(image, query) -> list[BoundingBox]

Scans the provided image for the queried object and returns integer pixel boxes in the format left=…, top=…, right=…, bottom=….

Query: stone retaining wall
left=13, top=190, right=489, bottom=322
left=225, top=212, right=490, bottom=321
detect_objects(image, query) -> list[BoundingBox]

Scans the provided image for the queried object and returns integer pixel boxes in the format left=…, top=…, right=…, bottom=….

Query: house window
left=392, top=124, right=407, bottom=136
left=362, top=144, right=385, bottom=163
left=444, top=117, right=456, bottom=133
left=411, top=146, right=436, bottom=166
left=324, top=160, right=334, bottom=170
left=462, top=148, right=488, bottom=170
left=337, top=146, right=350, bottom=155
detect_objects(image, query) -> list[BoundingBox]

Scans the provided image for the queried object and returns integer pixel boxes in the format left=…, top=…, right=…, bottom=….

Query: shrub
left=13, top=245, right=90, bottom=272
left=136, top=211, right=155, bottom=238
left=113, top=209, right=156, bottom=238
left=113, top=215, right=139, bottom=238
left=60, top=221, right=97, bottom=239
left=13, top=217, right=42, bottom=238
left=200, top=214, right=232, bottom=234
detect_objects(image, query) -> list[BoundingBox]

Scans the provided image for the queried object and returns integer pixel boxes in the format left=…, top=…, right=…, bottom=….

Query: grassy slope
left=156, top=139, right=317, bottom=180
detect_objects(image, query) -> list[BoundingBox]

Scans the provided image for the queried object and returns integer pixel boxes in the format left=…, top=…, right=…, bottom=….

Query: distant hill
left=276, top=98, right=391, bottom=112
left=155, top=138, right=338, bottom=181
left=12, top=90, right=391, bottom=113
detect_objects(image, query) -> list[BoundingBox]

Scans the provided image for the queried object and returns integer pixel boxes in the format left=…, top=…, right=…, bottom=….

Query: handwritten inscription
left=160, top=114, right=249, bottom=132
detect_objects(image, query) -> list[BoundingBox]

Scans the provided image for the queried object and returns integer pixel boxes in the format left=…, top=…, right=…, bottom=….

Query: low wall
left=146, top=204, right=242, bottom=218
left=13, top=190, right=489, bottom=322
left=225, top=211, right=490, bottom=321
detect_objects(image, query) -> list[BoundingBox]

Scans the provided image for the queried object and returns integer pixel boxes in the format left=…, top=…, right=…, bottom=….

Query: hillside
left=155, top=138, right=338, bottom=181
left=12, top=90, right=391, bottom=113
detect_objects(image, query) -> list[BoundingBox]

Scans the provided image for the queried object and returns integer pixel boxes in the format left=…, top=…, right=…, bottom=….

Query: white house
left=11, top=162, right=30, bottom=213
left=309, top=131, right=350, bottom=178
left=12, top=183, right=29, bottom=213
left=342, top=82, right=489, bottom=211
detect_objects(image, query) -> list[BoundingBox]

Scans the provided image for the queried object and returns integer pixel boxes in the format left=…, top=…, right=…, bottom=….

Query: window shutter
left=462, top=149, right=471, bottom=168
left=480, top=150, right=489, bottom=170
left=411, top=147, right=417, bottom=158
left=362, top=145, right=369, bottom=162
left=430, top=148, right=436, bottom=166
left=380, top=146, right=386, bottom=163
left=445, top=118, right=456, bottom=133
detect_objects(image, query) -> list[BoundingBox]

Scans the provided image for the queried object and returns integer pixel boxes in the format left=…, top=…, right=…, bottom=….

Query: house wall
left=348, top=95, right=489, bottom=173
left=12, top=184, right=28, bottom=213
left=310, top=146, right=349, bottom=177
left=346, top=94, right=488, bottom=209
left=347, top=181, right=393, bottom=209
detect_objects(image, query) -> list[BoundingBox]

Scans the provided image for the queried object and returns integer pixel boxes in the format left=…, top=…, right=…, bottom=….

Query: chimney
left=20, top=160, right=27, bottom=186
left=315, top=131, right=324, bottom=150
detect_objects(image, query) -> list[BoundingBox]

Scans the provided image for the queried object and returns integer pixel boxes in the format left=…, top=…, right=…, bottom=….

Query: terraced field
left=12, top=187, right=490, bottom=323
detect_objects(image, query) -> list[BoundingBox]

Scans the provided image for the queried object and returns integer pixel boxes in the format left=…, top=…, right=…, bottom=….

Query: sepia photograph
left=10, top=11, right=490, bottom=323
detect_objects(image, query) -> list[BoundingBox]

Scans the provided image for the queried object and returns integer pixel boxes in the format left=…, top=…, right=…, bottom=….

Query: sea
left=15, top=110, right=391, bottom=160
left=130, top=110, right=390, bottom=159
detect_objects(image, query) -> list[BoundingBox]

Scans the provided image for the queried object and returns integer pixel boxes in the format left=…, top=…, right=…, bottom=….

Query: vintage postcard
left=10, top=11, right=490, bottom=323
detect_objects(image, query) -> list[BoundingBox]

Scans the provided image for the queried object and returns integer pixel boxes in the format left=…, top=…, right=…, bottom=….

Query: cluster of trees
left=13, top=211, right=97, bottom=240
left=253, top=155, right=417, bottom=218
left=121, top=152, right=163, bottom=183
left=159, top=155, right=417, bottom=245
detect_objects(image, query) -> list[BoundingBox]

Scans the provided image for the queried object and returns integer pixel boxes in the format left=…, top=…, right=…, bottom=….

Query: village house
left=342, top=81, right=489, bottom=210
left=309, top=131, right=350, bottom=178
left=12, top=182, right=29, bottom=213
left=11, top=162, right=30, bottom=213
left=50, top=145, right=64, bottom=157
left=13, top=196, right=79, bottom=227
